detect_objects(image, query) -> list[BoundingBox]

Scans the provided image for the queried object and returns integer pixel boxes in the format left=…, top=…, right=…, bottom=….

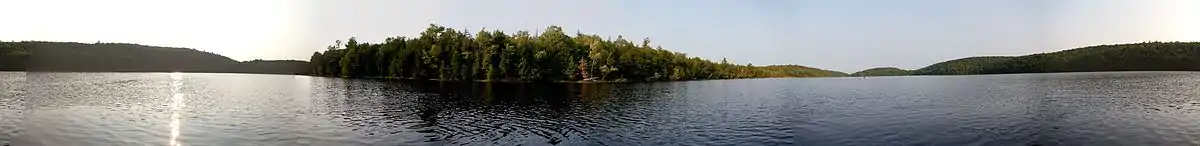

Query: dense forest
left=913, top=42, right=1200, bottom=75
left=758, top=65, right=847, bottom=78
left=0, top=42, right=31, bottom=71
left=911, top=56, right=1017, bottom=75
left=230, top=60, right=312, bottom=75
left=0, top=41, right=310, bottom=74
left=309, top=24, right=845, bottom=82
left=850, top=67, right=912, bottom=76
left=15, top=31, right=1191, bottom=80
left=21, top=41, right=236, bottom=72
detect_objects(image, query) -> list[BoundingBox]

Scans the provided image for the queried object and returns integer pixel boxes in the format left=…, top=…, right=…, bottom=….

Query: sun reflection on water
left=168, top=72, right=184, bottom=146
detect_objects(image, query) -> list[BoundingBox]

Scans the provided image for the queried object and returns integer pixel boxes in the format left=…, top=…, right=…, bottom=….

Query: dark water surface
left=2, top=72, right=1200, bottom=145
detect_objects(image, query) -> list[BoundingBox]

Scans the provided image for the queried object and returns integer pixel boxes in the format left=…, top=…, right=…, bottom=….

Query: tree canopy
left=309, top=24, right=845, bottom=82
left=0, top=42, right=31, bottom=71
left=230, top=60, right=312, bottom=75
left=850, top=67, right=912, bottom=76
left=0, top=41, right=309, bottom=74
left=913, top=42, right=1200, bottom=75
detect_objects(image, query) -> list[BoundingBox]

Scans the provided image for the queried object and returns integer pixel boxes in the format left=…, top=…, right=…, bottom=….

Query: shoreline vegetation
left=850, top=67, right=912, bottom=77
left=3, top=27, right=1199, bottom=81
left=851, top=42, right=1200, bottom=76
left=0, top=41, right=311, bottom=75
left=307, top=24, right=846, bottom=82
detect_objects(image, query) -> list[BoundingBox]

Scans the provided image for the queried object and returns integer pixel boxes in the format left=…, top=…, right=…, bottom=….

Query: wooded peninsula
left=307, top=24, right=845, bottom=82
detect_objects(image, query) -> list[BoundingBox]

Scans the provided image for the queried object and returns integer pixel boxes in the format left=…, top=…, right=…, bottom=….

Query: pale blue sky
left=2, top=0, right=1197, bottom=72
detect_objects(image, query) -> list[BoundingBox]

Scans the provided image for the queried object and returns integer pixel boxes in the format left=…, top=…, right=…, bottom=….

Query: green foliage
left=913, top=42, right=1200, bottom=75
left=1, top=41, right=309, bottom=74
left=850, top=67, right=912, bottom=76
left=0, top=42, right=31, bottom=70
left=758, top=65, right=848, bottom=78
left=310, top=24, right=843, bottom=82
left=910, top=56, right=1015, bottom=75
left=15, top=41, right=238, bottom=72
left=230, top=60, right=312, bottom=75
left=0, top=42, right=31, bottom=57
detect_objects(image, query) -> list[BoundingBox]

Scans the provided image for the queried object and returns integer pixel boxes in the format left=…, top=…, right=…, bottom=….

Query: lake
left=1, top=72, right=1199, bottom=145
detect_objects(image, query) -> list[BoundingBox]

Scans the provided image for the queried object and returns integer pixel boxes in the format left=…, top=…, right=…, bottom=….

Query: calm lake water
left=2, top=72, right=1200, bottom=145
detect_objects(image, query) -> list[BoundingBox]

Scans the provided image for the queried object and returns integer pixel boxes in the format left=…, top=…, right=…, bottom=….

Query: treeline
left=758, top=65, right=847, bottom=78
left=0, top=41, right=310, bottom=74
left=230, top=60, right=312, bottom=75
left=0, top=42, right=31, bottom=71
left=309, top=24, right=844, bottom=82
left=912, top=42, right=1200, bottom=75
left=20, top=41, right=236, bottom=72
left=911, top=56, right=1017, bottom=75
left=850, top=67, right=911, bottom=76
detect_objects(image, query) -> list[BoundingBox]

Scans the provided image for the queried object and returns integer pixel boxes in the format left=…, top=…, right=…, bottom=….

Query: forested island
left=850, top=67, right=912, bottom=76
left=0, top=41, right=311, bottom=75
left=308, top=24, right=846, bottom=82
left=852, top=42, right=1200, bottom=76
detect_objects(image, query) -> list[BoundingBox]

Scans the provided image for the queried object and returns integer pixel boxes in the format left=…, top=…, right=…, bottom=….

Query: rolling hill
left=757, top=65, right=848, bottom=78
left=0, top=41, right=310, bottom=75
left=913, top=42, right=1200, bottom=75
left=850, top=67, right=912, bottom=76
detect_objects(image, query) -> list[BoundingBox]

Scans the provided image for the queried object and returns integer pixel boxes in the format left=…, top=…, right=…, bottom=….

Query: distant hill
left=0, top=42, right=31, bottom=71
left=230, top=60, right=312, bottom=75
left=911, top=56, right=1017, bottom=75
left=14, top=41, right=1194, bottom=78
left=0, top=41, right=310, bottom=75
left=850, top=67, right=912, bottom=76
left=758, top=65, right=848, bottom=77
left=914, top=42, right=1200, bottom=75
left=20, top=41, right=238, bottom=72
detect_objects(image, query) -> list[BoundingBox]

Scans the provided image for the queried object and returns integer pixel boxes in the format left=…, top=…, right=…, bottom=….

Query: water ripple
left=4, top=72, right=1200, bottom=145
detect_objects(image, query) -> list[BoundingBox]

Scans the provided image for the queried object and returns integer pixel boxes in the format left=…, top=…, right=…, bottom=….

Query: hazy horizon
left=2, top=0, right=1197, bottom=72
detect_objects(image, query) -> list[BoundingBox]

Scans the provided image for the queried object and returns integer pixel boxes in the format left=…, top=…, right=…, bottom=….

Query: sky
left=1, top=0, right=1197, bottom=72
